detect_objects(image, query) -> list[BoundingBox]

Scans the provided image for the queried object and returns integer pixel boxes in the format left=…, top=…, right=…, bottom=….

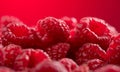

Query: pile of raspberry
left=0, top=16, right=120, bottom=72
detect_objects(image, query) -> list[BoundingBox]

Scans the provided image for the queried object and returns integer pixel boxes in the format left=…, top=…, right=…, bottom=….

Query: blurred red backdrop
left=0, top=0, right=120, bottom=32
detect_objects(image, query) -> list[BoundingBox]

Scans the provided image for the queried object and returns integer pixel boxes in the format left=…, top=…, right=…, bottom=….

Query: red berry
left=1, top=22, right=35, bottom=48
left=36, top=17, right=70, bottom=46
left=86, top=59, right=106, bottom=70
left=94, top=65, right=120, bottom=72
left=0, top=67, right=15, bottom=72
left=14, top=48, right=50, bottom=71
left=45, top=43, right=70, bottom=60
left=73, top=64, right=89, bottom=72
left=59, top=58, right=78, bottom=72
left=0, top=44, right=22, bottom=68
left=77, top=17, right=112, bottom=50
left=57, top=17, right=116, bottom=52
left=106, top=34, right=120, bottom=65
left=0, top=16, right=22, bottom=27
left=61, top=16, right=77, bottom=29
left=75, top=43, right=106, bottom=65
left=32, top=60, right=68, bottom=72
left=79, top=17, right=110, bottom=36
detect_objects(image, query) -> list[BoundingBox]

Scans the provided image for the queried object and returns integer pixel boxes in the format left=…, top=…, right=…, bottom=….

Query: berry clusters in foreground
left=0, top=16, right=120, bottom=72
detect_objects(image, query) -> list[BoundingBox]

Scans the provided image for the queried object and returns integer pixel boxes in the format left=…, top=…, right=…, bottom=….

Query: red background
left=0, top=0, right=120, bottom=32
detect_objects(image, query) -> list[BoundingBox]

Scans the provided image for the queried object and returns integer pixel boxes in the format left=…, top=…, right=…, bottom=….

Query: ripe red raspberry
left=86, top=59, right=106, bottom=70
left=59, top=58, right=78, bottom=72
left=1, top=22, right=35, bottom=48
left=36, top=17, right=70, bottom=46
left=0, top=44, right=22, bottom=68
left=45, top=43, right=70, bottom=60
left=94, top=65, right=120, bottom=72
left=73, top=64, right=89, bottom=72
left=68, top=17, right=112, bottom=52
left=76, top=17, right=112, bottom=50
left=106, top=34, right=120, bottom=65
left=75, top=43, right=106, bottom=65
left=0, top=67, right=15, bottom=72
left=14, top=48, right=50, bottom=71
left=32, top=60, right=68, bottom=72
left=61, top=16, right=77, bottom=29
left=79, top=17, right=111, bottom=36
left=0, top=16, right=22, bottom=27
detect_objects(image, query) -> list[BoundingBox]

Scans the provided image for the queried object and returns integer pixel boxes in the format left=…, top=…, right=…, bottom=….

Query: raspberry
left=14, top=48, right=50, bottom=71
left=0, top=44, right=22, bottom=68
left=106, top=34, right=120, bottom=65
left=61, top=16, right=77, bottom=29
left=59, top=58, right=78, bottom=72
left=36, top=17, right=70, bottom=46
left=73, top=64, right=89, bottom=72
left=68, top=17, right=111, bottom=51
left=77, top=17, right=112, bottom=50
left=75, top=43, right=106, bottom=65
left=32, top=60, right=68, bottom=72
left=94, top=65, right=120, bottom=72
left=79, top=17, right=110, bottom=36
left=0, top=16, right=22, bottom=27
left=45, top=43, right=70, bottom=60
left=1, top=22, right=35, bottom=48
left=0, top=67, right=15, bottom=72
left=86, top=59, right=106, bottom=70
